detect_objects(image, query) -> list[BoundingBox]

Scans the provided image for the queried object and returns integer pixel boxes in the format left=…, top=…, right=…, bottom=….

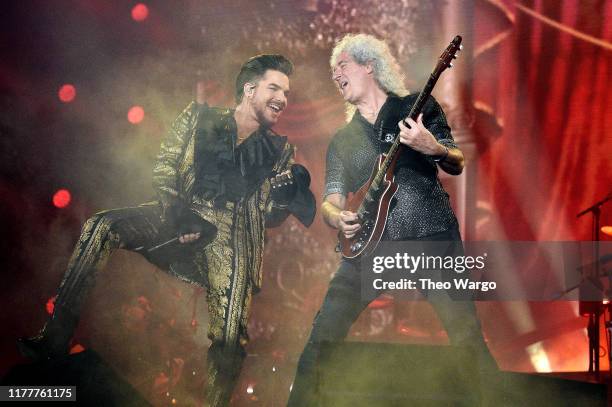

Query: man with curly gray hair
left=287, top=34, right=496, bottom=406
left=330, top=33, right=409, bottom=119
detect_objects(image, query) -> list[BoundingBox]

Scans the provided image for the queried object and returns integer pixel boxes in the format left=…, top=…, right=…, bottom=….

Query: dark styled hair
left=235, top=54, right=294, bottom=103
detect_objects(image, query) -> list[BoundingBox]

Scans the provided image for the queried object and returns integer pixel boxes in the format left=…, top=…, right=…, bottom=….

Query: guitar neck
left=407, top=75, right=438, bottom=121
left=355, top=34, right=462, bottom=217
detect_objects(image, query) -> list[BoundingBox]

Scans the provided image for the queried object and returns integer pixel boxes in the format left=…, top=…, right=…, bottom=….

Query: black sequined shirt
left=324, top=94, right=459, bottom=240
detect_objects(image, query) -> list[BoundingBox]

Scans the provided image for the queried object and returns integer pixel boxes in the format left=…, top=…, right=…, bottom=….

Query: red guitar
left=338, top=35, right=463, bottom=259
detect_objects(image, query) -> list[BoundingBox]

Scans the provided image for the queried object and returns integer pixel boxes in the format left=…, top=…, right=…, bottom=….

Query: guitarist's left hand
left=398, top=114, right=447, bottom=157
left=398, top=114, right=465, bottom=175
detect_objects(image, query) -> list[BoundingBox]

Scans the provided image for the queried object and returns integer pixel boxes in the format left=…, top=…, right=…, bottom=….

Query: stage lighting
left=127, top=106, right=145, bottom=124
left=53, top=189, right=72, bottom=208
left=46, top=296, right=56, bottom=314
left=58, top=84, right=76, bottom=103
left=131, top=3, right=149, bottom=22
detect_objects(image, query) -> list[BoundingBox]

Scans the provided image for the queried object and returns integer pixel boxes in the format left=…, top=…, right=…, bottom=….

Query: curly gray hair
left=331, top=34, right=408, bottom=119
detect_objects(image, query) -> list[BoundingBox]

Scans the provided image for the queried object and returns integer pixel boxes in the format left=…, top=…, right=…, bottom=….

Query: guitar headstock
left=433, top=35, right=463, bottom=78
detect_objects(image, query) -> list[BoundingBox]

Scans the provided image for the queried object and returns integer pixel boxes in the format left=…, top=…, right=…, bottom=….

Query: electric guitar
left=338, top=35, right=463, bottom=259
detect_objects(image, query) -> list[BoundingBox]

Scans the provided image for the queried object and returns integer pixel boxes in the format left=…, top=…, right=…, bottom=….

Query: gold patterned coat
left=151, top=102, right=301, bottom=292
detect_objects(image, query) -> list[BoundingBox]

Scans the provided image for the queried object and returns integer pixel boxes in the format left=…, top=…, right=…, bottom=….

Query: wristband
left=433, top=146, right=449, bottom=163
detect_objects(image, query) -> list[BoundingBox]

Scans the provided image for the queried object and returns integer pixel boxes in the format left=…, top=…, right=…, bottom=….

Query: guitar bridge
left=350, top=240, right=364, bottom=254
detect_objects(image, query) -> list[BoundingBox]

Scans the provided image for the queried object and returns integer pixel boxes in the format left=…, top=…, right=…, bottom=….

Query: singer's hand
left=179, top=233, right=200, bottom=244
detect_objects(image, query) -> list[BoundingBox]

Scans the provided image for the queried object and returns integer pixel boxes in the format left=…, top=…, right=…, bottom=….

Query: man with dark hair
left=288, top=34, right=495, bottom=406
left=235, top=54, right=294, bottom=103
left=19, top=54, right=315, bottom=407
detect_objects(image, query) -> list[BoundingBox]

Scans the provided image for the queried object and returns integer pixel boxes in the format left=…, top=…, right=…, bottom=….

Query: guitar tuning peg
left=449, top=62, right=453, bottom=68
left=453, top=55, right=457, bottom=59
left=459, top=44, right=464, bottom=50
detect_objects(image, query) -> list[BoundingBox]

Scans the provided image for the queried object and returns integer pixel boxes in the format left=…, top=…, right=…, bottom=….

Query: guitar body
left=339, top=154, right=399, bottom=259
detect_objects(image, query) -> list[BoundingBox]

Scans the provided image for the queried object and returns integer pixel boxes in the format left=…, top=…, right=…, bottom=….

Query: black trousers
left=287, top=228, right=496, bottom=406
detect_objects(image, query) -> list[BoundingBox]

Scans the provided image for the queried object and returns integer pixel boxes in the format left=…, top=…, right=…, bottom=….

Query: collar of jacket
left=193, top=106, right=287, bottom=205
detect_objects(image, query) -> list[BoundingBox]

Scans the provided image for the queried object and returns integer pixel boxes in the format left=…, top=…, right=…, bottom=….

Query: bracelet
left=271, top=202, right=290, bottom=210
left=433, top=146, right=449, bottom=163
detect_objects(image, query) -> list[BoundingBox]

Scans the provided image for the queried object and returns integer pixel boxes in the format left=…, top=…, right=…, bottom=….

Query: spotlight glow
left=69, top=343, right=85, bottom=355
left=53, top=189, right=72, bottom=208
left=127, top=106, right=145, bottom=124
left=46, top=296, right=56, bottom=315
left=58, top=84, right=76, bottom=103
left=526, top=342, right=552, bottom=372
left=131, top=3, right=149, bottom=22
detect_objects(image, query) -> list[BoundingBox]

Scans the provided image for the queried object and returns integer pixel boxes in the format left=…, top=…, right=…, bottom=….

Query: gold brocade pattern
left=152, top=102, right=201, bottom=221
left=154, top=102, right=295, bottom=291
left=55, top=212, right=122, bottom=311
left=152, top=103, right=295, bottom=406
left=45, top=101, right=295, bottom=407
left=200, top=205, right=234, bottom=342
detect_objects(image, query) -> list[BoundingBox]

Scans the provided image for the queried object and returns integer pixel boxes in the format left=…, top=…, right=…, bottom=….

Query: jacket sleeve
left=152, top=102, right=199, bottom=221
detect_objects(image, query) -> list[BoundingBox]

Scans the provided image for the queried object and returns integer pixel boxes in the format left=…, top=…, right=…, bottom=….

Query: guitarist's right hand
left=338, top=210, right=361, bottom=239
left=322, top=195, right=361, bottom=238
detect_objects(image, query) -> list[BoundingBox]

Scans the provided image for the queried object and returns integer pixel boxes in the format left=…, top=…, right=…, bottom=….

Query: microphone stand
left=577, top=193, right=611, bottom=377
